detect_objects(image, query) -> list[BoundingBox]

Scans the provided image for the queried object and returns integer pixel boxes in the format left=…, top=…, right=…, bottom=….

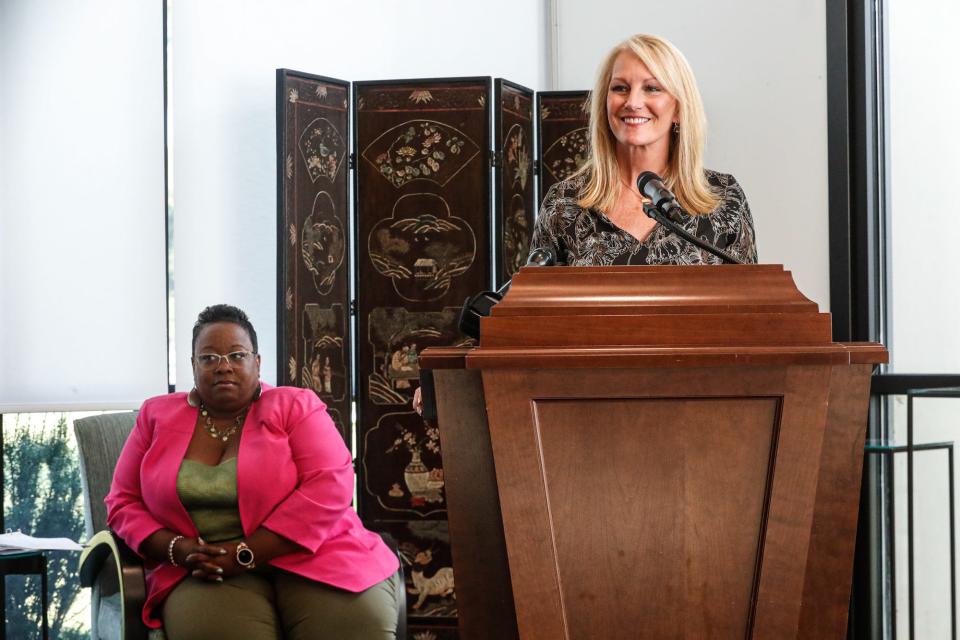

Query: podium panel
left=530, top=395, right=778, bottom=639
left=421, top=265, right=886, bottom=639
left=432, top=367, right=519, bottom=640
left=481, top=364, right=838, bottom=640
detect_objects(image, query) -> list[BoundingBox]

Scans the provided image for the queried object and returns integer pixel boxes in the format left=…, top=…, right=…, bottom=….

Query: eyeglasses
left=194, top=350, right=257, bottom=370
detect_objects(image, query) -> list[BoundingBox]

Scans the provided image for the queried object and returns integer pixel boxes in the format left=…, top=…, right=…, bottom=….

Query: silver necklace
left=200, top=403, right=247, bottom=442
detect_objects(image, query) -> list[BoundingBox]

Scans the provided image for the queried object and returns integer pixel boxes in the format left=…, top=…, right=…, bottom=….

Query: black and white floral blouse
left=530, top=170, right=758, bottom=266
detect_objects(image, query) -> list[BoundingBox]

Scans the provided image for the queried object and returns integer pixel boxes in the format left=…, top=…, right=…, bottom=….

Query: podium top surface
left=489, top=264, right=816, bottom=316
left=420, top=265, right=888, bottom=370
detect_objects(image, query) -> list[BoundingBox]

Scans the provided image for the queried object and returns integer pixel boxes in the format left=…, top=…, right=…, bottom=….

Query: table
left=0, top=550, right=49, bottom=640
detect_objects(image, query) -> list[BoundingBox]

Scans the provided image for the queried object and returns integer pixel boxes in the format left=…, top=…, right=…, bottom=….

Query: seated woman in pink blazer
left=106, top=304, right=399, bottom=640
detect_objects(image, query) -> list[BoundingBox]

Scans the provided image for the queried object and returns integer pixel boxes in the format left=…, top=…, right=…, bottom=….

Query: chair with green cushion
left=74, top=411, right=407, bottom=640
left=74, top=412, right=153, bottom=640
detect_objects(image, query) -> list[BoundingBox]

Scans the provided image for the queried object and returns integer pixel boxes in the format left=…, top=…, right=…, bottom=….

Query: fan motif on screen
left=298, top=117, right=345, bottom=182
left=368, top=193, right=476, bottom=302
left=543, top=126, right=588, bottom=182
left=362, top=120, right=480, bottom=189
left=301, top=192, right=344, bottom=296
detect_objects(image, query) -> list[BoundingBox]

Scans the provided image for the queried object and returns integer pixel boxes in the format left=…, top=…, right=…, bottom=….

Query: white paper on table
left=0, top=530, right=83, bottom=552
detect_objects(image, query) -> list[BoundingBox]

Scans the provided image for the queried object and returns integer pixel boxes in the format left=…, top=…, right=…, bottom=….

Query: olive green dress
left=160, top=459, right=400, bottom=640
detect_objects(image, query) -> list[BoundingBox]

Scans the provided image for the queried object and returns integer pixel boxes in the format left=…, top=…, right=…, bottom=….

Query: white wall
left=553, top=0, right=831, bottom=310
left=171, top=0, right=548, bottom=389
left=1, top=0, right=833, bottom=402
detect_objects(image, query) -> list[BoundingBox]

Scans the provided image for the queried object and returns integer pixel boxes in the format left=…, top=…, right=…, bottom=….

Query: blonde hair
left=575, top=34, right=719, bottom=215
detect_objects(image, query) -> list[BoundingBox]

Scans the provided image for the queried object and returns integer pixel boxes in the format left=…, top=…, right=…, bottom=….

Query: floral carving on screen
left=409, top=90, right=434, bottom=104
left=503, top=194, right=530, bottom=276
left=410, top=630, right=458, bottom=640
left=543, top=126, right=588, bottom=182
left=298, top=117, right=345, bottom=183
left=362, top=120, right=480, bottom=189
left=504, top=124, right=530, bottom=191
left=363, top=411, right=447, bottom=517
left=388, top=420, right=443, bottom=505
left=496, top=82, right=534, bottom=284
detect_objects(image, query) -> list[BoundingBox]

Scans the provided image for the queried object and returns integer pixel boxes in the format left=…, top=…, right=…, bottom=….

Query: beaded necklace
left=200, top=403, right=247, bottom=442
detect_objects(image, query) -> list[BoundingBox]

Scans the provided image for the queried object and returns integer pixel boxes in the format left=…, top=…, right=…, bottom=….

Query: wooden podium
left=419, top=265, right=886, bottom=640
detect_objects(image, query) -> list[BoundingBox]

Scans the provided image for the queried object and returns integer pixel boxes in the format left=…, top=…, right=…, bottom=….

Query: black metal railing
left=866, top=386, right=960, bottom=639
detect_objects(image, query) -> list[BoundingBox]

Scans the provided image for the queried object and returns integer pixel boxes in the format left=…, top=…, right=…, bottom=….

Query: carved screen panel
left=494, top=80, right=535, bottom=287
left=536, top=91, right=590, bottom=206
left=406, top=626, right=459, bottom=640
left=354, top=78, right=489, bottom=525
left=276, top=69, right=351, bottom=445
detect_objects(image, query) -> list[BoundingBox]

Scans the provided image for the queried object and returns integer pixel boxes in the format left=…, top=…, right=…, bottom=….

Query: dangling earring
left=187, top=387, right=201, bottom=408
left=252, top=383, right=263, bottom=402
left=672, top=122, right=680, bottom=134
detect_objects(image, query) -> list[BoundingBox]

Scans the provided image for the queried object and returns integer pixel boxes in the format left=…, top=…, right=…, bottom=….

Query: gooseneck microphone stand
left=636, top=171, right=743, bottom=265
left=457, top=247, right=558, bottom=340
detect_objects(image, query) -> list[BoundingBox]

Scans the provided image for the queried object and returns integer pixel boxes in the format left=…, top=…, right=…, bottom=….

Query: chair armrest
left=79, top=530, right=149, bottom=640
left=79, top=530, right=141, bottom=587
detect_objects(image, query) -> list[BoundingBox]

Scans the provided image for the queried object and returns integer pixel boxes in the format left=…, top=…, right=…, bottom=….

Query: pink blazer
left=105, top=383, right=398, bottom=628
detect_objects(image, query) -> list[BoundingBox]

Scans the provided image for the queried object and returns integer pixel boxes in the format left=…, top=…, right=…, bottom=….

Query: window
left=2, top=413, right=94, bottom=639
left=832, top=0, right=960, bottom=636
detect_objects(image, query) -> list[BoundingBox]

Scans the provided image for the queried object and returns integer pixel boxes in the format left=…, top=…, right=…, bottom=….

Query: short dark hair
left=192, top=304, right=259, bottom=356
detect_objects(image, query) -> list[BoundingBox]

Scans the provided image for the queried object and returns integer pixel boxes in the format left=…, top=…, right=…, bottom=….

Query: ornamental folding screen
left=276, top=70, right=352, bottom=444
left=277, top=69, right=587, bottom=638
left=537, top=90, right=591, bottom=203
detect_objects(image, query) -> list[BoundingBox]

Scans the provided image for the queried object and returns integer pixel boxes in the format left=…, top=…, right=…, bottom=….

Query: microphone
left=636, top=171, right=682, bottom=221
left=635, top=171, right=743, bottom=265
left=458, top=247, right=557, bottom=340
left=524, top=246, right=557, bottom=268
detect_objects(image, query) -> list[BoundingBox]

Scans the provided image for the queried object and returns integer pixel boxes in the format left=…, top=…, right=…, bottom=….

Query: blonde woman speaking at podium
left=531, top=33, right=758, bottom=267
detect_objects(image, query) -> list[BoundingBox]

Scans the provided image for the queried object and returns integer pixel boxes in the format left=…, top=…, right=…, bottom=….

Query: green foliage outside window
left=4, top=414, right=87, bottom=639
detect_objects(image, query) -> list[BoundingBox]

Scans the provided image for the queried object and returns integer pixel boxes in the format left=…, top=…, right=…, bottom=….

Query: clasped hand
left=175, top=538, right=243, bottom=582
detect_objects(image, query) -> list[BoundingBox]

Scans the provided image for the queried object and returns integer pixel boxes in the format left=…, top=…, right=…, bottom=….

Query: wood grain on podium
left=420, top=265, right=887, bottom=639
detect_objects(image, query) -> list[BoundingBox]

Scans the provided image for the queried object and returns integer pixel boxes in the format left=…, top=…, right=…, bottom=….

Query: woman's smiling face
left=606, top=51, right=678, bottom=155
